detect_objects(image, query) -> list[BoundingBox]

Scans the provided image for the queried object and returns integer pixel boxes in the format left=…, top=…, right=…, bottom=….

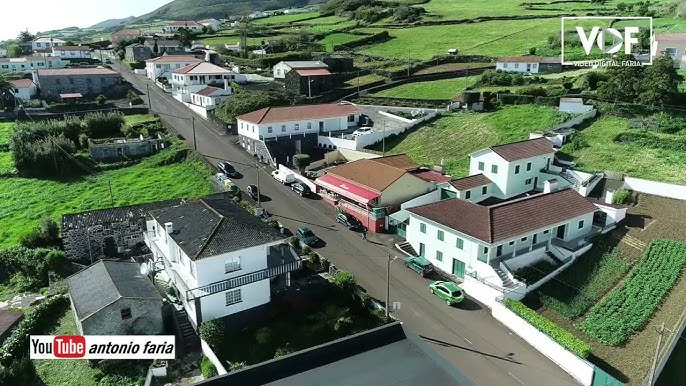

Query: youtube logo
left=54, top=335, right=86, bottom=358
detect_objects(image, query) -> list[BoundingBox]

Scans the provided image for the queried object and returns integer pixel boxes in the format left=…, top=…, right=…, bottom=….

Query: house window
left=294, top=124, right=300, bottom=131
left=437, top=230, right=444, bottom=241
left=526, top=162, right=532, bottom=171
left=543, top=229, right=549, bottom=234
left=491, top=165, right=498, bottom=174
left=307, top=122, right=312, bottom=130
left=481, top=186, right=487, bottom=195
left=436, top=251, right=443, bottom=262
left=503, top=63, right=508, bottom=68
left=514, top=63, right=520, bottom=69
left=281, top=125, right=286, bottom=132
left=483, top=246, right=489, bottom=254
left=276, top=69, right=281, bottom=75
left=267, top=126, right=273, bottom=133
left=478, top=162, right=484, bottom=171
left=225, top=256, right=241, bottom=273
left=120, top=308, right=132, bottom=320
left=532, top=63, right=538, bottom=68
left=225, top=288, right=242, bottom=306
left=521, top=236, right=527, bottom=242
left=456, top=238, right=464, bottom=250
left=525, top=178, right=532, bottom=185
left=465, top=190, right=471, bottom=200
left=509, top=241, right=515, bottom=246
left=36, top=43, right=41, bottom=47
left=578, top=220, right=584, bottom=229
left=514, top=165, right=520, bottom=174
left=420, top=223, right=426, bottom=233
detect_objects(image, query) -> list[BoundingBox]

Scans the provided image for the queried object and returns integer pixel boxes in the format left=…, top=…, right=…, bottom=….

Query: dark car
left=291, top=182, right=311, bottom=197
left=404, top=256, right=434, bottom=277
left=336, top=212, right=360, bottom=230
left=246, top=184, right=259, bottom=200
left=218, top=161, right=238, bottom=177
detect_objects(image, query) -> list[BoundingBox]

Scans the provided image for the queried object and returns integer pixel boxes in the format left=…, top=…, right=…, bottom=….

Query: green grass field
left=343, top=74, right=387, bottom=89
left=319, top=33, right=366, bottom=51
left=559, top=116, right=686, bottom=184
left=373, top=105, right=571, bottom=177
left=253, top=12, right=320, bottom=24
left=0, top=122, right=13, bottom=145
left=303, top=15, right=351, bottom=25
left=0, top=141, right=213, bottom=247
left=0, top=152, right=14, bottom=175
left=420, top=0, right=559, bottom=19
left=124, top=114, right=158, bottom=125
left=370, top=75, right=481, bottom=99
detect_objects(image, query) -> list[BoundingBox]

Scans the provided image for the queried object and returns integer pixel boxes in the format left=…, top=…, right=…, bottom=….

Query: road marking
left=464, top=338, right=473, bottom=345
left=508, top=372, right=526, bottom=385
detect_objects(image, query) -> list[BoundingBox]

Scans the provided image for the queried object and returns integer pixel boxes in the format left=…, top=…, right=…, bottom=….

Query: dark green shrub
left=613, top=189, right=631, bottom=204
left=322, top=259, right=331, bottom=272
left=95, top=94, right=107, bottom=105
left=0, top=246, right=69, bottom=291
left=199, top=320, right=225, bottom=350
left=254, top=327, right=272, bottom=345
left=19, top=217, right=62, bottom=249
left=200, top=355, right=217, bottom=379
left=334, top=270, right=357, bottom=293
left=82, top=111, right=125, bottom=138
left=504, top=298, right=591, bottom=358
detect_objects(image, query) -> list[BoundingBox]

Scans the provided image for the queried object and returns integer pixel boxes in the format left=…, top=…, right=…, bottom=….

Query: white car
left=271, top=170, right=295, bottom=185
left=352, top=127, right=373, bottom=136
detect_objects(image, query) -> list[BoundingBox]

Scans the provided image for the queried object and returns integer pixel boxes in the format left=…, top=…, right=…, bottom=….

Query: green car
left=296, top=227, right=318, bottom=245
left=429, top=281, right=464, bottom=306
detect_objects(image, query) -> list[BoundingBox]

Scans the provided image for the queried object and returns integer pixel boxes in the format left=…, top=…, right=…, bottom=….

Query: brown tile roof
left=54, top=45, right=90, bottom=51
left=237, top=103, right=358, bottom=124
left=170, top=21, right=202, bottom=26
left=10, top=79, right=33, bottom=89
left=411, top=170, right=451, bottom=183
left=327, top=159, right=409, bottom=192
left=37, top=67, right=119, bottom=76
left=497, top=56, right=543, bottom=63
left=295, top=68, right=332, bottom=76
left=113, top=29, right=141, bottom=36
left=656, top=33, right=686, bottom=41
left=194, top=86, right=223, bottom=96
left=409, top=188, right=597, bottom=243
left=489, top=138, right=555, bottom=162
left=450, top=174, right=492, bottom=190
left=0, top=310, right=23, bottom=340
left=146, top=55, right=202, bottom=63
left=371, top=154, right=417, bottom=171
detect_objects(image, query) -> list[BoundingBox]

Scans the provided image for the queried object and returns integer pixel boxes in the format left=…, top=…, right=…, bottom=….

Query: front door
left=532, top=234, right=538, bottom=245
left=496, top=245, right=502, bottom=257
left=556, top=224, right=566, bottom=239
left=294, top=139, right=302, bottom=153
left=526, top=63, right=532, bottom=72
left=419, top=243, right=425, bottom=257
left=452, top=259, right=465, bottom=279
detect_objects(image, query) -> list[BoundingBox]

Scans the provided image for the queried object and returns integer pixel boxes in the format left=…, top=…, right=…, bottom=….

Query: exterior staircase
left=395, top=241, right=419, bottom=257
left=173, top=308, right=200, bottom=354
left=254, top=139, right=274, bottom=166
left=492, top=265, right=518, bottom=289
left=546, top=251, right=565, bottom=265
left=559, top=170, right=581, bottom=190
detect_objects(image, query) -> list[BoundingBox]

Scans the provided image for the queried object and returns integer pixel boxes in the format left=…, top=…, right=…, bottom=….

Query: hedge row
left=334, top=31, right=391, bottom=50
left=0, top=295, right=69, bottom=366
left=504, top=298, right=591, bottom=358
left=578, top=240, right=686, bottom=346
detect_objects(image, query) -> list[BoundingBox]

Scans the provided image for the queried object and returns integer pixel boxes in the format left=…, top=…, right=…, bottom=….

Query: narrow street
left=121, top=67, right=580, bottom=386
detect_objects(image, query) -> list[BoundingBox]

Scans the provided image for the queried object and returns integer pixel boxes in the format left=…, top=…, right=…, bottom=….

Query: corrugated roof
left=236, top=103, right=357, bottom=124
left=450, top=174, right=492, bottom=190
left=409, top=188, right=598, bottom=243
left=326, top=159, right=408, bottom=193
left=37, top=67, right=118, bottom=76
left=194, top=86, right=223, bottom=96
left=488, top=138, right=555, bottom=162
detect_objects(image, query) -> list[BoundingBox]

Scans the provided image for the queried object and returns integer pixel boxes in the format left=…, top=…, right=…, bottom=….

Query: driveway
left=121, top=65, right=579, bottom=386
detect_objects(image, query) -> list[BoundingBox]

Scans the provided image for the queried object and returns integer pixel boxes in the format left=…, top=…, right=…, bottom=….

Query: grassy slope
left=0, top=122, right=13, bottom=145
left=559, top=116, right=686, bottom=184
left=376, top=105, right=569, bottom=177
left=0, top=141, right=213, bottom=247
left=318, top=33, right=364, bottom=50
left=253, top=11, right=320, bottom=24
left=370, top=75, right=480, bottom=99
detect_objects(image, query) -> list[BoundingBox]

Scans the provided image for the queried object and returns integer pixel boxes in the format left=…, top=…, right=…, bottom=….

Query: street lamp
left=386, top=254, right=398, bottom=319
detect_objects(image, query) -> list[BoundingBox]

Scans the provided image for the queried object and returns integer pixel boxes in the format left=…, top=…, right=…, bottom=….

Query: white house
left=9, top=78, right=37, bottom=100
left=162, top=21, right=202, bottom=33
left=143, top=194, right=301, bottom=328
left=272, top=60, right=328, bottom=79
left=52, top=45, right=91, bottom=59
left=284, top=8, right=310, bottom=14
left=406, top=188, right=599, bottom=288
left=32, top=37, right=65, bottom=51
left=170, top=62, right=238, bottom=102
left=145, top=55, right=203, bottom=80
left=654, top=33, right=686, bottom=68
left=559, top=98, right=593, bottom=114
left=496, top=56, right=543, bottom=74
left=198, top=18, right=222, bottom=31
left=0, top=49, right=7, bottom=57
left=143, top=39, right=187, bottom=55
left=0, top=55, right=69, bottom=73
left=249, top=11, right=268, bottom=19
left=189, top=85, right=232, bottom=109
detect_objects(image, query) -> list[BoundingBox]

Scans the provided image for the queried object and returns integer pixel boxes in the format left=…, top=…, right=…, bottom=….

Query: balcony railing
left=186, top=260, right=302, bottom=301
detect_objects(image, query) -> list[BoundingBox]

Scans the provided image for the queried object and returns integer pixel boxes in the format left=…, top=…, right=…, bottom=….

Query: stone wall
left=62, top=218, right=148, bottom=262
left=89, top=138, right=166, bottom=161
left=39, top=73, right=126, bottom=99
left=82, top=297, right=163, bottom=335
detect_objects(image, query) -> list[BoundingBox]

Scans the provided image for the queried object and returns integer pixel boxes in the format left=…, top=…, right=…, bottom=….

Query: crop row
left=578, top=240, right=686, bottom=346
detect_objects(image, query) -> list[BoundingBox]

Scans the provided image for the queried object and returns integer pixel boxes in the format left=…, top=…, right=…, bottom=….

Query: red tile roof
left=194, top=86, right=223, bottom=96
left=237, top=103, right=358, bottom=124
left=37, top=68, right=118, bottom=76
left=10, top=79, right=33, bottom=89
left=497, top=56, right=544, bottom=63
left=450, top=174, right=492, bottom=190
left=489, top=138, right=555, bottom=162
left=146, top=55, right=202, bottom=63
left=409, top=188, right=598, bottom=243
left=325, top=159, right=407, bottom=193
left=295, top=68, right=332, bottom=76
left=656, top=33, right=686, bottom=41
left=411, top=170, right=451, bottom=183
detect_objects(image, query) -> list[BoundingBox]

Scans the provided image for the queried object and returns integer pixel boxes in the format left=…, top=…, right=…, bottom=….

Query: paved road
left=121, top=67, right=579, bottom=386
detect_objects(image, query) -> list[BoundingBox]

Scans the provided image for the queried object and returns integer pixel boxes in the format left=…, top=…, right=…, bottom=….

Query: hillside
left=89, top=16, right=136, bottom=29
left=137, top=0, right=323, bottom=21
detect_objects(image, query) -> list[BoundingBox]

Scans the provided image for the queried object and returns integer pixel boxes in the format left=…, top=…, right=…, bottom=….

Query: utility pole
left=256, top=163, right=261, bottom=208
left=386, top=254, right=393, bottom=319
left=382, top=121, right=386, bottom=156
left=146, top=82, right=152, bottom=110
left=191, top=116, right=197, bottom=150
left=308, top=76, right=312, bottom=98
left=86, top=227, right=93, bottom=265
left=648, top=322, right=666, bottom=386
left=357, top=69, right=360, bottom=96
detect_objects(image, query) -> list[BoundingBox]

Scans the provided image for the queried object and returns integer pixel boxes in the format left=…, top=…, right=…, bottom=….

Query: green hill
left=137, top=0, right=323, bottom=21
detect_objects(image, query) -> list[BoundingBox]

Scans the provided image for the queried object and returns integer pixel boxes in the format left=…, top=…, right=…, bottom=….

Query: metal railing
left=465, top=270, right=505, bottom=293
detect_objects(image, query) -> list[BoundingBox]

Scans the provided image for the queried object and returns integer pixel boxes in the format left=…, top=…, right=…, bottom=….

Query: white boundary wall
left=201, top=338, right=228, bottom=375
left=624, top=177, right=686, bottom=201
left=462, top=276, right=503, bottom=309
left=491, top=301, right=594, bottom=386
left=278, top=164, right=317, bottom=192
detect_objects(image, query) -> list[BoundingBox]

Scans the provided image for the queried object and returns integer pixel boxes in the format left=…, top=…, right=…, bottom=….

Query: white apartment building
left=32, top=37, right=65, bottom=51
left=170, top=62, right=236, bottom=102
left=0, top=55, right=68, bottom=73
left=145, top=55, right=203, bottom=80
left=52, top=45, right=91, bottom=59
left=272, top=60, right=329, bottom=79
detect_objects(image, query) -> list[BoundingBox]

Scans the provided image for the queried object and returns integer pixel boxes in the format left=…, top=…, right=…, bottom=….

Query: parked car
left=404, top=256, right=434, bottom=277
left=336, top=212, right=360, bottom=230
left=296, top=227, right=318, bottom=245
left=291, top=182, right=311, bottom=197
left=214, top=173, right=239, bottom=195
left=352, top=127, right=373, bottom=137
left=429, top=281, right=464, bottom=306
left=218, top=161, right=238, bottom=177
left=271, top=170, right=295, bottom=185
left=246, top=184, right=259, bottom=200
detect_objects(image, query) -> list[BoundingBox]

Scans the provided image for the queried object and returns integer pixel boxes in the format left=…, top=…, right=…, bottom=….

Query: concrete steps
left=174, top=309, right=200, bottom=353
left=492, top=266, right=518, bottom=289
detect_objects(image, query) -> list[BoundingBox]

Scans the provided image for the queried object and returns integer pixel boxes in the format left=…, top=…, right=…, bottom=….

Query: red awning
left=315, top=174, right=380, bottom=204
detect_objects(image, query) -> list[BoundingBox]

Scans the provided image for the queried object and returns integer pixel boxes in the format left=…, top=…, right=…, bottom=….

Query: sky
left=0, top=0, right=173, bottom=41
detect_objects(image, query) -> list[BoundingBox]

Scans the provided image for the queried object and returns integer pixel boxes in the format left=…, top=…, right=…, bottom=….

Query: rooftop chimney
left=164, top=222, right=174, bottom=234
left=605, top=189, right=616, bottom=204
left=543, top=179, right=559, bottom=194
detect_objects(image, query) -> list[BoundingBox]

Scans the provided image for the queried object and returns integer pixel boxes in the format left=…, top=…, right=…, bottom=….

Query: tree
left=0, top=79, right=14, bottom=111
left=17, top=30, right=35, bottom=44
left=333, top=270, right=357, bottom=293
left=63, top=40, right=76, bottom=46
left=293, top=154, right=311, bottom=173
left=153, top=40, right=159, bottom=55
left=95, top=94, right=107, bottom=105
left=7, top=44, right=22, bottom=58
left=199, top=320, right=225, bottom=349
left=638, top=55, right=683, bottom=105
left=19, top=217, right=62, bottom=249
left=215, top=89, right=289, bottom=124
left=393, top=5, right=422, bottom=23
left=173, top=27, right=196, bottom=49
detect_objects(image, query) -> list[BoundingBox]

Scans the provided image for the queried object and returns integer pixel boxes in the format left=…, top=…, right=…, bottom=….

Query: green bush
left=82, top=111, right=125, bottom=138
left=505, top=298, right=591, bottom=358
left=200, top=355, right=217, bottom=379
left=199, top=320, right=225, bottom=350
left=229, top=361, right=246, bottom=372
left=19, top=217, right=62, bottom=249
left=334, top=270, right=357, bottom=293
left=613, top=189, right=631, bottom=204
left=309, top=252, right=321, bottom=268
left=254, top=327, right=272, bottom=345
left=578, top=240, right=686, bottom=345
left=0, top=295, right=69, bottom=366
left=513, top=260, right=557, bottom=285
left=0, top=246, right=70, bottom=292
left=322, top=259, right=331, bottom=272
left=95, top=94, right=107, bottom=105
